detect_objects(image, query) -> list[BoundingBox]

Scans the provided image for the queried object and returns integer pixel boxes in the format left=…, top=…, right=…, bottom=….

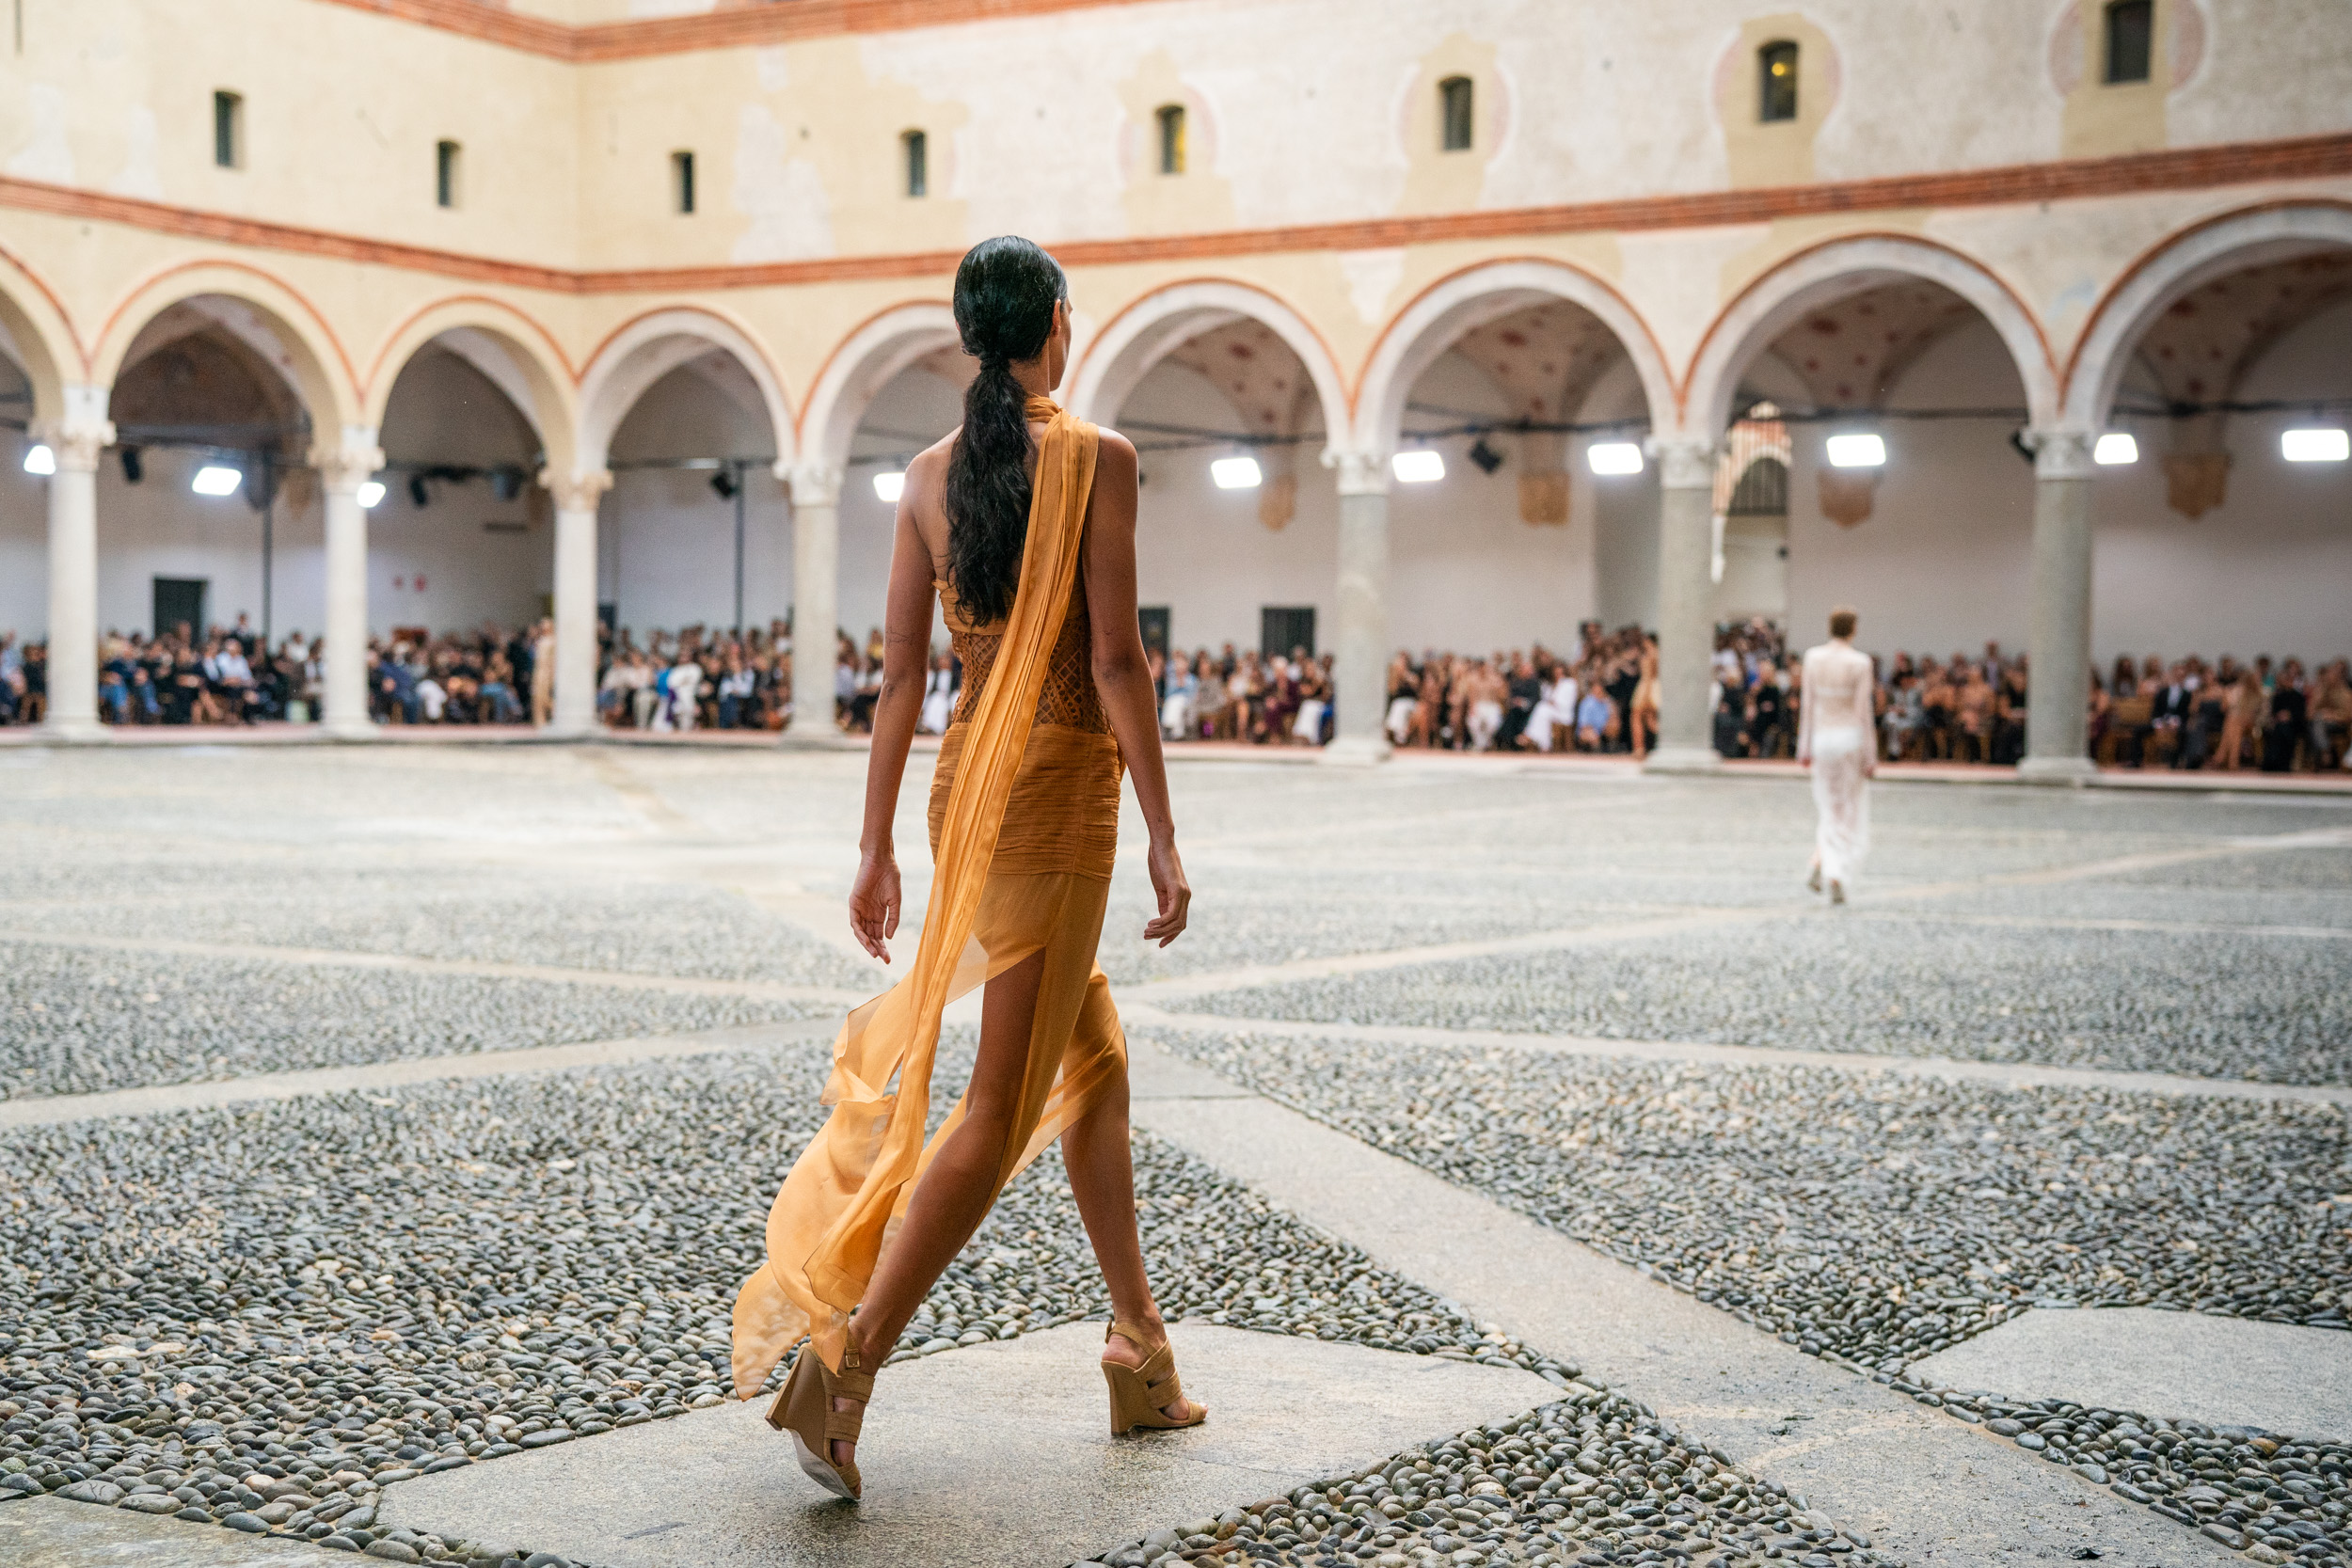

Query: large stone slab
left=0, top=1495, right=342, bottom=1565
left=380, top=1322, right=1558, bottom=1568
left=1911, top=1307, right=2352, bottom=1438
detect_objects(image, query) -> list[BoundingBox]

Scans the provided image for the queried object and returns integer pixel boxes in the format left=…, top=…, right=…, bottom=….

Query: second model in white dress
left=1796, top=637, right=1876, bottom=899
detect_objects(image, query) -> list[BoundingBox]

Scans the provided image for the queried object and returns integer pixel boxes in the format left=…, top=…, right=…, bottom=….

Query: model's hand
left=1144, top=836, right=1191, bottom=947
left=849, top=847, right=902, bottom=962
left=1797, top=753, right=1811, bottom=768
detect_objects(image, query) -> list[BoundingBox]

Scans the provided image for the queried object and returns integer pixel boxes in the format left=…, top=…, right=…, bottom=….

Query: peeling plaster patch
left=109, top=104, right=162, bottom=201
left=5, top=86, right=74, bottom=185
left=1339, top=249, right=1406, bottom=325
left=754, top=46, right=790, bottom=95
left=731, top=103, right=834, bottom=263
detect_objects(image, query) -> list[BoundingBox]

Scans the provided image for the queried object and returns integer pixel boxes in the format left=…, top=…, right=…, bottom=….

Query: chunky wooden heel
left=767, top=1342, right=874, bottom=1500
left=1101, top=1322, right=1206, bottom=1436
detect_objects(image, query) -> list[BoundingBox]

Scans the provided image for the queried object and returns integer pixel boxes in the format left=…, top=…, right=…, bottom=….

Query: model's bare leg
left=827, top=948, right=1048, bottom=1468
left=1062, top=1063, right=1203, bottom=1422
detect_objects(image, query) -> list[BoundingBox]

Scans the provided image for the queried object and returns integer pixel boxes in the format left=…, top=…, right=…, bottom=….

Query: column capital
left=539, top=467, right=614, bottom=514
left=788, top=464, right=844, bottom=508
left=2026, top=428, right=2097, bottom=481
left=311, top=431, right=386, bottom=495
left=33, top=417, right=115, bottom=473
left=1650, top=436, right=1717, bottom=491
left=1321, top=448, right=1390, bottom=497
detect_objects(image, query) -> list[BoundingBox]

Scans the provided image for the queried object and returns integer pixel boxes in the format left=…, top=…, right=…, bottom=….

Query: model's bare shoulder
left=1092, top=426, right=1137, bottom=474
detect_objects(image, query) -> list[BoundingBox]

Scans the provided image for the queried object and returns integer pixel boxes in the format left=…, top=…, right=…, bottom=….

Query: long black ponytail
left=944, top=235, right=1067, bottom=626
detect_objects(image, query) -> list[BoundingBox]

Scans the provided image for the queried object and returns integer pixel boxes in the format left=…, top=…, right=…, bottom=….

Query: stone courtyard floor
left=0, top=745, right=2344, bottom=1568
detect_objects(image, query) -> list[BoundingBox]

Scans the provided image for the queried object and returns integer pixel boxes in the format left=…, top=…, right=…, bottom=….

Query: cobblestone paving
left=1183, top=918, right=2352, bottom=1085
left=0, top=942, right=831, bottom=1099
left=1, top=748, right=2345, bottom=1568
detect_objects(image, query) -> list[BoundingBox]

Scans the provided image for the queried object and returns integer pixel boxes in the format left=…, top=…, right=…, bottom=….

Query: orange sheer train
left=731, top=398, right=1128, bottom=1398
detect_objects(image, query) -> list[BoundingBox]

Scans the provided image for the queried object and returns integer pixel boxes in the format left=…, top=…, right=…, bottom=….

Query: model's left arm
left=1083, top=431, right=1190, bottom=946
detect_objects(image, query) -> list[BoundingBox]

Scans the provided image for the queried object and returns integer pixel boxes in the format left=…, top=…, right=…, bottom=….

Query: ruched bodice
left=937, top=575, right=1110, bottom=735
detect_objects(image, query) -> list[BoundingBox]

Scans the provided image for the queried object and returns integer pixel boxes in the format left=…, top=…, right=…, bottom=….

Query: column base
left=1317, top=736, right=1391, bottom=768
left=323, top=717, right=379, bottom=742
left=37, top=716, right=107, bottom=745
left=1642, top=745, right=1724, bottom=776
left=2016, top=754, right=2098, bottom=786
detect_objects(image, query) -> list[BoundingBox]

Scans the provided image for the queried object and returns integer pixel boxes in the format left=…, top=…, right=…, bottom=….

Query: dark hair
left=1829, top=606, right=1858, bottom=639
left=945, top=236, right=1067, bottom=626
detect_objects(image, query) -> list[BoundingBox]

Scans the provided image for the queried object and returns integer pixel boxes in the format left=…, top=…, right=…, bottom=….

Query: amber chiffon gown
left=731, top=398, right=1129, bottom=1398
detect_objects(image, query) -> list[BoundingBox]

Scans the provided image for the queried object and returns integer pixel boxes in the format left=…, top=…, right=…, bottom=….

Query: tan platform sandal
left=1102, top=1322, right=1206, bottom=1435
left=767, top=1341, right=874, bottom=1500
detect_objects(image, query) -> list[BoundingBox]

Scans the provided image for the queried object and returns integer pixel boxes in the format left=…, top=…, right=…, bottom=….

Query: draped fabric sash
left=731, top=396, right=1100, bottom=1394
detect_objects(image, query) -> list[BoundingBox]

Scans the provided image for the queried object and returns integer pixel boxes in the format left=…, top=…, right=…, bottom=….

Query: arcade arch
left=1336, top=261, right=1672, bottom=758
left=0, top=257, right=87, bottom=732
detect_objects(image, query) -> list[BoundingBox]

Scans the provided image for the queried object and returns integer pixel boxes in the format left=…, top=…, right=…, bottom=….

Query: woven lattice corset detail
left=943, top=578, right=1110, bottom=735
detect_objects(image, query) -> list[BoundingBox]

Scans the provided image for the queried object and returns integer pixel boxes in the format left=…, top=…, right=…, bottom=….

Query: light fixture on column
left=119, top=447, right=144, bottom=484
left=1825, top=433, right=1886, bottom=468
left=872, top=470, right=906, bottom=502
left=1210, top=455, right=1263, bottom=489
left=22, top=443, right=55, bottom=476
left=1586, top=441, right=1644, bottom=476
left=2092, top=433, right=2137, bottom=466
left=357, top=480, right=387, bottom=509
left=191, top=464, right=244, bottom=498
left=408, top=475, right=431, bottom=508
left=2282, top=427, right=2349, bottom=463
left=1467, top=437, right=1504, bottom=475
left=1391, top=449, right=1444, bottom=483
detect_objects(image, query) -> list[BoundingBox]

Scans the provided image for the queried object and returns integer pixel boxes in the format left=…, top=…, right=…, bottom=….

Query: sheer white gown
left=1798, top=641, right=1875, bottom=884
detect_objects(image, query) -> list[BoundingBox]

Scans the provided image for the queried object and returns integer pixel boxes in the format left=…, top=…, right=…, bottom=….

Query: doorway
left=1260, top=606, right=1315, bottom=660
left=1138, top=606, right=1170, bottom=664
left=152, top=578, right=207, bottom=641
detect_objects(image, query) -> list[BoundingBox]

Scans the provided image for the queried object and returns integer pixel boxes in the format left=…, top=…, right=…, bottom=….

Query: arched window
left=1439, top=76, right=1474, bottom=151
left=1155, top=103, right=1186, bottom=175
left=1758, top=40, right=1799, bottom=122
left=902, top=130, right=928, bottom=198
left=2104, top=0, right=2153, bottom=83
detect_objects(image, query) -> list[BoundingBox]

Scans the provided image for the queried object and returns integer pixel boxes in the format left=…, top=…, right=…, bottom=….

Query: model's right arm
left=847, top=449, right=946, bottom=962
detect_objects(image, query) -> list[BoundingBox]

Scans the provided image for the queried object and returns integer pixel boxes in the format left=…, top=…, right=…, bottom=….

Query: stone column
left=543, top=468, right=612, bottom=739
left=316, top=432, right=385, bottom=741
left=784, top=463, right=842, bottom=749
left=2020, top=430, right=2097, bottom=784
left=1645, top=435, right=1721, bottom=773
left=1321, top=450, right=1391, bottom=766
left=37, top=389, right=114, bottom=742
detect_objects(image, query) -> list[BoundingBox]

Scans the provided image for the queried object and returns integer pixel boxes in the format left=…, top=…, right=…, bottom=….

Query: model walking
left=1797, top=606, right=1875, bottom=903
left=730, top=237, right=1203, bottom=1502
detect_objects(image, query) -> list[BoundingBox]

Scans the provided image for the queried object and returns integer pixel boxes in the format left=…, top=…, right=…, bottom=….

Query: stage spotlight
left=708, top=468, right=738, bottom=500
left=1210, top=455, right=1263, bottom=489
left=357, top=480, right=387, bottom=510
left=490, top=467, right=524, bottom=501
left=1467, top=437, right=1504, bottom=475
left=1391, top=449, right=1444, bottom=483
left=408, top=475, right=431, bottom=508
left=1587, top=441, right=1644, bottom=476
left=191, top=464, right=243, bottom=498
left=2282, top=427, right=2349, bottom=463
left=22, top=443, right=55, bottom=476
left=2093, top=433, right=2138, bottom=466
left=1825, top=433, right=1886, bottom=468
left=872, top=470, right=906, bottom=502
left=119, top=447, right=144, bottom=484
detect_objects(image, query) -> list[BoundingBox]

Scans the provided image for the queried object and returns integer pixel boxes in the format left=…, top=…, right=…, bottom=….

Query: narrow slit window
left=213, top=90, right=242, bottom=168
left=1155, top=103, right=1186, bottom=175
left=435, top=139, right=462, bottom=209
left=672, top=150, right=695, bottom=214
left=1758, top=41, right=1799, bottom=121
left=2104, top=0, right=2153, bottom=83
left=902, top=130, right=927, bottom=198
left=1439, top=76, right=1474, bottom=151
